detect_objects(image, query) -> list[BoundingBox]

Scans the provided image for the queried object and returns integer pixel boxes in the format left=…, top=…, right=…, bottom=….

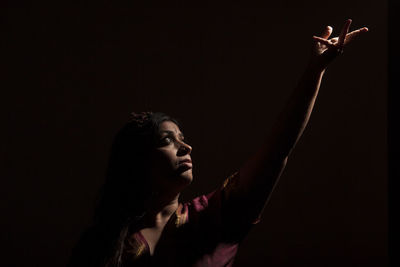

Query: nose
left=177, top=142, right=192, bottom=156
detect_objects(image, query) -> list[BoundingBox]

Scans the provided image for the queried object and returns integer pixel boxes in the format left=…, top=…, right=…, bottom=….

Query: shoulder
left=188, top=190, right=219, bottom=211
left=179, top=177, right=234, bottom=229
left=182, top=171, right=240, bottom=216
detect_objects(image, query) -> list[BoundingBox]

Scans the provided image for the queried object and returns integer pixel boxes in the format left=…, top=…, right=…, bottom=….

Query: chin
left=178, top=170, right=193, bottom=185
left=182, top=171, right=193, bottom=182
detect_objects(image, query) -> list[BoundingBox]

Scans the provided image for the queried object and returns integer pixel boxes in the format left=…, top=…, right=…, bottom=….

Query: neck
left=143, top=191, right=180, bottom=228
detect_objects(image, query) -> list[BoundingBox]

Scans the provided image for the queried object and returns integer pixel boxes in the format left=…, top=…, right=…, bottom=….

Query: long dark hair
left=67, top=112, right=179, bottom=267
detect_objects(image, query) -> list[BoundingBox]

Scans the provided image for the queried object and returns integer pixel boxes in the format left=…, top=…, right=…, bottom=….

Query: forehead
left=158, top=120, right=182, bottom=134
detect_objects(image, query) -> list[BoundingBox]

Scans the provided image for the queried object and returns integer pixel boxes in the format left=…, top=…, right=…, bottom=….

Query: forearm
left=224, top=19, right=367, bottom=226
left=266, top=64, right=325, bottom=160
left=231, top=65, right=326, bottom=223
left=239, top=64, right=326, bottom=195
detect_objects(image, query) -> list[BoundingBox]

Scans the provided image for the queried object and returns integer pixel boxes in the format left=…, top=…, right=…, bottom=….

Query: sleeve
left=219, top=171, right=262, bottom=241
left=189, top=171, right=261, bottom=244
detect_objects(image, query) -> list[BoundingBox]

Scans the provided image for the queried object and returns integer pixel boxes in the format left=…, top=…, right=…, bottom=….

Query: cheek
left=152, top=148, right=177, bottom=170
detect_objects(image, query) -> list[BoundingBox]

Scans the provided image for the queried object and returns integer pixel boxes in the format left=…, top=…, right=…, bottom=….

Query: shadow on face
left=149, top=121, right=193, bottom=194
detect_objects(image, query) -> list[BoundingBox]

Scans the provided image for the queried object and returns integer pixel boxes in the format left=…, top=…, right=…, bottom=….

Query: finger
left=338, top=19, right=352, bottom=47
left=312, top=36, right=335, bottom=47
left=329, top=37, right=339, bottom=45
left=320, top=26, right=333, bottom=39
left=344, top=27, right=369, bottom=45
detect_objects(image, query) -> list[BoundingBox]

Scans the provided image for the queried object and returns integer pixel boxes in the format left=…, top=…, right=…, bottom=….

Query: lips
left=179, top=159, right=192, bottom=164
left=178, top=159, right=193, bottom=170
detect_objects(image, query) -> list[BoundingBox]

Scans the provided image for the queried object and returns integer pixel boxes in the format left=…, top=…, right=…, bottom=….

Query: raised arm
left=222, top=19, right=368, bottom=226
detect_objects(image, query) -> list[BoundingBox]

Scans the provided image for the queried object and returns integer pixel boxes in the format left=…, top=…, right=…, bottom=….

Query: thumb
left=320, top=26, right=333, bottom=40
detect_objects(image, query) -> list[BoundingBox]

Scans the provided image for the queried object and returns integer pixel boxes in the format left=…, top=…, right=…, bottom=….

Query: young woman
left=67, top=19, right=368, bottom=267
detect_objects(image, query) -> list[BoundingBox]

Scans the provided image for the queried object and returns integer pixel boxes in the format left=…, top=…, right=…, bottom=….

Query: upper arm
left=220, top=155, right=289, bottom=231
left=194, top=153, right=288, bottom=242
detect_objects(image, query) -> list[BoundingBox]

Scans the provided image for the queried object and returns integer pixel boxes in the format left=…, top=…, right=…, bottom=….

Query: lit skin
left=150, top=121, right=193, bottom=193
left=232, top=19, right=368, bottom=223
left=140, top=121, right=192, bottom=255
left=138, top=19, right=368, bottom=255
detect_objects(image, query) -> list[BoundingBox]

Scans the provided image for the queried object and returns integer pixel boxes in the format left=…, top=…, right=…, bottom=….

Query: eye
left=161, top=137, right=173, bottom=145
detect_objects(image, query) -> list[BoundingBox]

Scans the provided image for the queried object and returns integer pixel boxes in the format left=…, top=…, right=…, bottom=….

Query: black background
left=1, top=1, right=388, bottom=266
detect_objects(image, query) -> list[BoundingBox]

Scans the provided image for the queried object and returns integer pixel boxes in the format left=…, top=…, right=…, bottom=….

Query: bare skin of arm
left=225, top=19, right=368, bottom=225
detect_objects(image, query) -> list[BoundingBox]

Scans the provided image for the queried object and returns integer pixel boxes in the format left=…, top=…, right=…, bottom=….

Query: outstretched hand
left=309, top=19, right=368, bottom=70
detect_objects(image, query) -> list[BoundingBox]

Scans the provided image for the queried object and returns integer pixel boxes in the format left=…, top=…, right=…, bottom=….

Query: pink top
left=122, top=172, right=261, bottom=267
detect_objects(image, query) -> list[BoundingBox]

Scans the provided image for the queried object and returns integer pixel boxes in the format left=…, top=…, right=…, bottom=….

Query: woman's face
left=150, top=121, right=193, bottom=193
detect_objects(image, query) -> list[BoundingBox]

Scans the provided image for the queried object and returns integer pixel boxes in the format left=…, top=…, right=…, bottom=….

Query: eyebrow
left=159, top=130, right=184, bottom=139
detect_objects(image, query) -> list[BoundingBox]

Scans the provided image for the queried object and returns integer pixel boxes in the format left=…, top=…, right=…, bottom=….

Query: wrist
left=305, top=60, right=326, bottom=76
left=307, top=57, right=327, bottom=74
